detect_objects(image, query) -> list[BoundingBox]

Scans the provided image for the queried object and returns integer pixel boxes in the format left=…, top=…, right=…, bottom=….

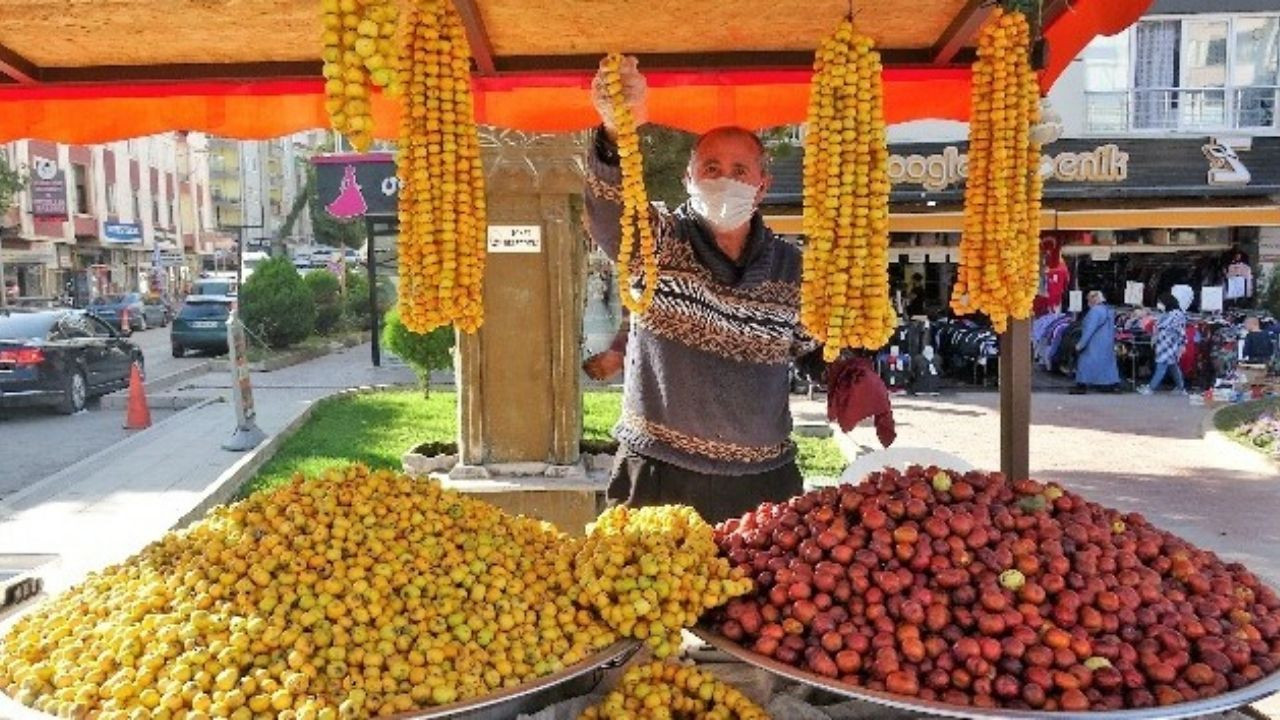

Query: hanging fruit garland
left=801, top=18, right=894, bottom=362
left=320, top=0, right=402, bottom=152
left=394, top=0, right=487, bottom=334
left=951, top=6, right=1043, bottom=333
left=600, top=53, right=659, bottom=315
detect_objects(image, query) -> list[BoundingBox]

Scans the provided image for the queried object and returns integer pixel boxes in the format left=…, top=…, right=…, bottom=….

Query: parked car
left=87, top=293, right=147, bottom=333
left=170, top=296, right=234, bottom=358
left=0, top=310, right=144, bottom=414
left=142, top=297, right=173, bottom=328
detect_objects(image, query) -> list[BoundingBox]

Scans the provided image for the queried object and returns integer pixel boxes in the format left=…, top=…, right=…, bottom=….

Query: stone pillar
left=455, top=130, right=588, bottom=474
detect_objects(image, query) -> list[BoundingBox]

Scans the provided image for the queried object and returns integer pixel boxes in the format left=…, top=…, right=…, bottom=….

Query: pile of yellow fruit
left=0, top=466, right=616, bottom=719
left=951, top=7, right=1043, bottom=333
left=321, top=0, right=402, bottom=152
left=801, top=18, right=894, bottom=361
left=579, top=660, right=769, bottom=720
left=571, top=506, right=753, bottom=659
left=395, top=0, right=487, bottom=334
left=601, top=53, right=659, bottom=315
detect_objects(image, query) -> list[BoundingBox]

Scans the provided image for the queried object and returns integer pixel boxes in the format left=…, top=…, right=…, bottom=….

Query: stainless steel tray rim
left=693, top=628, right=1280, bottom=720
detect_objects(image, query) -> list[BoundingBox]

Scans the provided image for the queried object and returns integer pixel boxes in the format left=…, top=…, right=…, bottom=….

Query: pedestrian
left=584, top=56, right=826, bottom=523
left=1071, top=290, right=1121, bottom=394
left=1139, top=293, right=1188, bottom=395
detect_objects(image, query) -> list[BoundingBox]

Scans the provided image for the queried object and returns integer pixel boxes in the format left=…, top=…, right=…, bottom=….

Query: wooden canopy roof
left=0, top=0, right=1154, bottom=143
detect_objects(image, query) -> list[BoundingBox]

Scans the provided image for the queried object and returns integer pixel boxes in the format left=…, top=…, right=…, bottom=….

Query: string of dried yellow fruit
left=601, top=53, right=659, bottom=315
left=801, top=18, right=894, bottom=361
left=951, top=7, right=1043, bottom=333
left=395, top=0, right=487, bottom=334
left=321, top=0, right=402, bottom=152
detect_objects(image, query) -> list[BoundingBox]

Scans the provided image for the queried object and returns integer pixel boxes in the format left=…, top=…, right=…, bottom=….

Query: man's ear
left=756, top=173, right=773, bottom=203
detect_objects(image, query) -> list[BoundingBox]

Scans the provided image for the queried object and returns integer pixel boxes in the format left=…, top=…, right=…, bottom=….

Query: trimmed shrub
left=304, top=270, right=343, bottom=335
left=382, top=307, right=454, bottom=394
left=239, top=257, right=316, bottom=349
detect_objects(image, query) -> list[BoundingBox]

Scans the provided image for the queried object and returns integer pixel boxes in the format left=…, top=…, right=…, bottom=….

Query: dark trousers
left=606, top=448, right=804, bottom=525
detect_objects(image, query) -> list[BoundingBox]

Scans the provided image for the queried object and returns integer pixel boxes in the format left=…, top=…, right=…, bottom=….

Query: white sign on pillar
left=487, top=225, right=543, bottom=254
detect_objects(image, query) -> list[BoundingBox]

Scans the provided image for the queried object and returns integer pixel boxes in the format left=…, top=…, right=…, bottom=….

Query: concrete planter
left=209, top=331, right=372, bottom=373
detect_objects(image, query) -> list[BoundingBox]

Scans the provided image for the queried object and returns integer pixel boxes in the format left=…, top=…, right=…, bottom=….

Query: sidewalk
left=0, top=343, right=414, bottom=596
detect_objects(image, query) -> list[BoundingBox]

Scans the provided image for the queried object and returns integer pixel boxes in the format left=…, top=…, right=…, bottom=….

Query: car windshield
left=179, top=302, right=230, bottom=320
left=0, top=313, right=58, bottom=340
left=93, top=295, right=126, bottom=306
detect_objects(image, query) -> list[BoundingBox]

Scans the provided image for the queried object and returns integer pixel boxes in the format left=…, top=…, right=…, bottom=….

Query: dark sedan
left=0, top=310, right=144, bottom=414
left=88, top=293, right=148, bottom=333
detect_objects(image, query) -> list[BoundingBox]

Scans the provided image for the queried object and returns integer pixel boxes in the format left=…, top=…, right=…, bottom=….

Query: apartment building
left=207, top=131, right=324, bottom=258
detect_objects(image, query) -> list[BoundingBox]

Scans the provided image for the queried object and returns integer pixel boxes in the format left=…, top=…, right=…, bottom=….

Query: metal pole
left=999, top=317, right=1032, bottom=482
left=366, top=216, right=380, bottom=367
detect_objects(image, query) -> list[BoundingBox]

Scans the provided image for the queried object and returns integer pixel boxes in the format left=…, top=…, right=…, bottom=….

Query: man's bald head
left=685, top=125, right=772, bottom=205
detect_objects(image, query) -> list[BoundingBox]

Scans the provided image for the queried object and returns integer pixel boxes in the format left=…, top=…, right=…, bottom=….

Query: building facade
left=207, top=131, right=325, bottom=261
left=1, top=133, right=219, bottom=305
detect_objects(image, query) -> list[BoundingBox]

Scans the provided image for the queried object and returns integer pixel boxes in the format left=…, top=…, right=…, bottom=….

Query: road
left=0, top=324, right=210, bottom=501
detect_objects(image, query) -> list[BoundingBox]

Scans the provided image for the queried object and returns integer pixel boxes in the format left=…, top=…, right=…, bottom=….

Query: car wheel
left=137, top=315, right=148, bottom=332
left=172, top=344, right=184, bottom=358
left=57, top=368, right=88, bottom=415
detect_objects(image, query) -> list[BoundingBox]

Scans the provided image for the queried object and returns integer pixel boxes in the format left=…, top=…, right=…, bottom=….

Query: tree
left=1264, top=265, right=1280, bottom=320
left=239, top=257, right=316, bottom=348
left=0, top=153, right=24, bottom=214
left=382, top=307, right=454, bottom=395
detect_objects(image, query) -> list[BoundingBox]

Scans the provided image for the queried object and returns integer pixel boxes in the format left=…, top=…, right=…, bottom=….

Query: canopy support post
left=999, top=317, right=1031, bottom=482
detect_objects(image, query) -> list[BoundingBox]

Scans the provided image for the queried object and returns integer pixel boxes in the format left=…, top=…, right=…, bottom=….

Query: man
left=584, top=57, right=823, bottom=523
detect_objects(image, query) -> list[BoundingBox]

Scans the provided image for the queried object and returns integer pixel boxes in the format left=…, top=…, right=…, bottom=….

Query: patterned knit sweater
left=585, top=132, right=819, bottom=476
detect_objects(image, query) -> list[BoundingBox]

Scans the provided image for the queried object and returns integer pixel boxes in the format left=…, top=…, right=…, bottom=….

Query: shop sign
left=888, top=145, right=1129, bottom=191
left=103, top=222, right=143, bottom=245
left=313, top=154, right=397, bottom=218
left=487, top=225, right=541, bottom=253
left=1203, top=143, right=1251, bottom=186
left=30, top=157, right=68, bottom=219
left=1259, top=233, right=1280, bottom=263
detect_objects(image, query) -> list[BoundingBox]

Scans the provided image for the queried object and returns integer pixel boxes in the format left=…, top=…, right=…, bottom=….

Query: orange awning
left=0, top=0, right=1153, bottom=143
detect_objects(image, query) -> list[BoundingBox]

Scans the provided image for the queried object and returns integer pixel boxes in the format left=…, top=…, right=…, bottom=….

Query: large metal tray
left=693, top=628, right=1280, bottom=720
left=0, top=636, right=639, bottom=720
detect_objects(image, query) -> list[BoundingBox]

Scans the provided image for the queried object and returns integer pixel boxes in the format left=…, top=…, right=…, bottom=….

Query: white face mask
left=685, top=177, right=759, bottom=232
left=923, top=346, right=935, bottom=362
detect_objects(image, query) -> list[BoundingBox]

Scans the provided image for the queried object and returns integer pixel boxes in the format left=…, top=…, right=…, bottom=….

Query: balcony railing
left=1084, top=86, right=1278, bottom=134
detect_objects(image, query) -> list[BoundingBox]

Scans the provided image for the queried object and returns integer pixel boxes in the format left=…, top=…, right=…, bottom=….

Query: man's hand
left=591, top=55, right=648, bottom=141
left=583, top=349, right=625, bottom=382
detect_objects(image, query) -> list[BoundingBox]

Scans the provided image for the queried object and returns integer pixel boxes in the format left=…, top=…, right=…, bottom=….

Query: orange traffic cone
left=124, top=362, right=151, bottom=429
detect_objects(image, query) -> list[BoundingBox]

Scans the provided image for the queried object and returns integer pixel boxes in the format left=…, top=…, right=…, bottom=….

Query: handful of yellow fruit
left=579, top=660, right=770, bottom=719
left=571, top=505, right=753, bottom=659
left=320, top=0, right=402, bottom=152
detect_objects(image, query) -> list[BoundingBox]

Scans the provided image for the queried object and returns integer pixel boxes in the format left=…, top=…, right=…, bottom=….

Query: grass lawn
left=1214, top=398, right=1280, bottom=454
left=245, top=389, right=848, bottom=496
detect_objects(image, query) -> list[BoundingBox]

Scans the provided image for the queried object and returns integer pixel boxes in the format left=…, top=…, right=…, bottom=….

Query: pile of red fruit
left=710, top=467, right=1280, bottom=711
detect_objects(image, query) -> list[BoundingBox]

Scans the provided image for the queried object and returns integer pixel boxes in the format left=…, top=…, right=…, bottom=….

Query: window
left=105, top=183, right=117, bottom=216
left=71, top=164, right=91, bottom=215
left=1085, top=14, right=1280, bottom=133
left=1234, top=16, right=1280, bottom=128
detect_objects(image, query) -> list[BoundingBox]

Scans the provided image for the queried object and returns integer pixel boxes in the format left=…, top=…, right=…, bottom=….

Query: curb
left=0, top=397, right=224, bottom=518
left=98, top=361, right=214, bottom=410
left=167, top=384, right=398, bottom=532
left=1202, top=401, right=1280, bottom=468
left=207, top=331, right=371, bottom=374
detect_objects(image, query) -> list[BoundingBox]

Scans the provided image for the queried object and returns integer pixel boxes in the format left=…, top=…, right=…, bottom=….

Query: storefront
left=765, top=136, right=1280, bottom=315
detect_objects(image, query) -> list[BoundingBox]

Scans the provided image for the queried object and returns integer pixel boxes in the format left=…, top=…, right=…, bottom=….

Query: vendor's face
left=686, top=133, right=771, bottom=202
